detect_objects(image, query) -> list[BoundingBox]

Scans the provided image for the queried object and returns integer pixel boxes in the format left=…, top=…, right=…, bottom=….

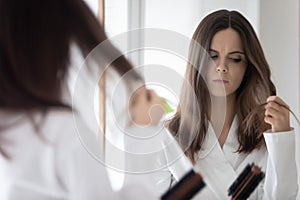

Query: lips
left=213, top=79, right=229, bottom=83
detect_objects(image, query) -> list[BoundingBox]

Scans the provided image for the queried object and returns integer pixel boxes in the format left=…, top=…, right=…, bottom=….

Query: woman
left=0, top=0, right=163, bottom=199
left=167, top=10, right=298, bottom=199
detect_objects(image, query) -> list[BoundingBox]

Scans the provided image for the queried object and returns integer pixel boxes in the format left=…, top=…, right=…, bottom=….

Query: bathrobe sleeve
left=263, top=129, right=298, bottom=199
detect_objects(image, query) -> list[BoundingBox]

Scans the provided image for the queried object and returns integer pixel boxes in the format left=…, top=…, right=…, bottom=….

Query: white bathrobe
left=189, top=117, right=298, bottom=199
left=124, top=116, right=298, bottom=199
left=0, top=110, right=116, bottom=200
left=0, top=110, right=158, bottom=200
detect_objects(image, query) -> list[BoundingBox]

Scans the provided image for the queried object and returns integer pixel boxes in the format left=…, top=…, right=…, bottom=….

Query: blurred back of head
left=0, top=0, right=137, bottom=112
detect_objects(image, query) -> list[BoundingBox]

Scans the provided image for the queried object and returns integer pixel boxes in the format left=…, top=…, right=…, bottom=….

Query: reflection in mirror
left=90, top=0, right=299, bottom=198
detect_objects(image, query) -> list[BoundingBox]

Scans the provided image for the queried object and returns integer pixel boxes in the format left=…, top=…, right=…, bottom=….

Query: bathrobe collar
left=194, top=116, right=240, bottom=199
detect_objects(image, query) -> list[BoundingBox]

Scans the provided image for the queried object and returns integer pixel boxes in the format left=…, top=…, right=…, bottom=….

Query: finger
left=264, top=115, right=278, bottom=132
left=136, top=86, right=147, bottom=100
left=265, top=101, right=290, bottom=117
left=265, top=101, right=283, bottom=112
left=143, top=88, right=152, bottom=101
left=264, top=114, right=279, bottom=125
left=265, top=107, right=281, bottom=118
left=130, top=86, right=146, bottom=109
left=141, top=88, right=158, bottom=102
left=146, top=89, right=156, bottom=101
left=148, top=90, right=162, bottom=103
left=265, top=106, right=289, bottom=119
left=265, top=109, right=290, bottom=129
left=264, top=115, right=274, bottom=125
left=267, top=96, right=289, bottom=109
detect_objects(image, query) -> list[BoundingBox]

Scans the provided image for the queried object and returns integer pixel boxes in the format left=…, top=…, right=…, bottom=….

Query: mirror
left=84, top=0, right=300, bottom=197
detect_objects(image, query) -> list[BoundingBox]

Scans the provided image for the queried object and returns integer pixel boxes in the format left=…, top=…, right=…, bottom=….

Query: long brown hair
left=168, top=10, right=276, bottom=163
left=0, top=0, right=140, bottom=112
left=0, top=0, right=142, bottom=158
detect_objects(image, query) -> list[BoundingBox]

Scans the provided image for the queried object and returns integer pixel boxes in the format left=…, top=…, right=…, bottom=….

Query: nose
left=216, top=65, right=228, bottom=73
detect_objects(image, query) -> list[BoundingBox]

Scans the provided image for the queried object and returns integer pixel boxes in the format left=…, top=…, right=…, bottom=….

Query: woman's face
left=205, top=28, right=247, bottom=97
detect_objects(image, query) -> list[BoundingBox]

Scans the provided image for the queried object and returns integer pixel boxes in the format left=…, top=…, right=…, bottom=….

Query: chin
left=209, top=89, right=235, bottom=98
left=209, top=88, right=227, bottom=97
left=210, top=93, right=227, bottom=98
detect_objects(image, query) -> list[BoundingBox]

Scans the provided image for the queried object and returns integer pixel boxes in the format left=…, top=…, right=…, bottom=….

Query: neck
left=209, top=94, right=236, bottom=147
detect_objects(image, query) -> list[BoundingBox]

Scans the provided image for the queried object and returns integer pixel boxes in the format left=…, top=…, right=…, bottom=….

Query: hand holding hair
left=264, top=96, right=291, bottom=132
left=129, top=86, right=165, bottom=126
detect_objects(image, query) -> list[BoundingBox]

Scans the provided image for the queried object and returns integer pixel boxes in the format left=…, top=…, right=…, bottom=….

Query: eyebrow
left=209, top=49, right=245, bottom=55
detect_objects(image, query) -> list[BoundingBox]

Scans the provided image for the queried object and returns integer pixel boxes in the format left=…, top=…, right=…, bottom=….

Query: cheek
left=232, top=67, right=247, bottom=87
left=204, top=66, right=215, bottom=80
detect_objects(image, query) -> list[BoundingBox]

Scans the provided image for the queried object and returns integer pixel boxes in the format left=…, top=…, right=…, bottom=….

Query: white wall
left=259, top=1, right=300, bottom=198
left=144, top=0, right=259, bottom=38
left=259, top=0, right=299, bottom=117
